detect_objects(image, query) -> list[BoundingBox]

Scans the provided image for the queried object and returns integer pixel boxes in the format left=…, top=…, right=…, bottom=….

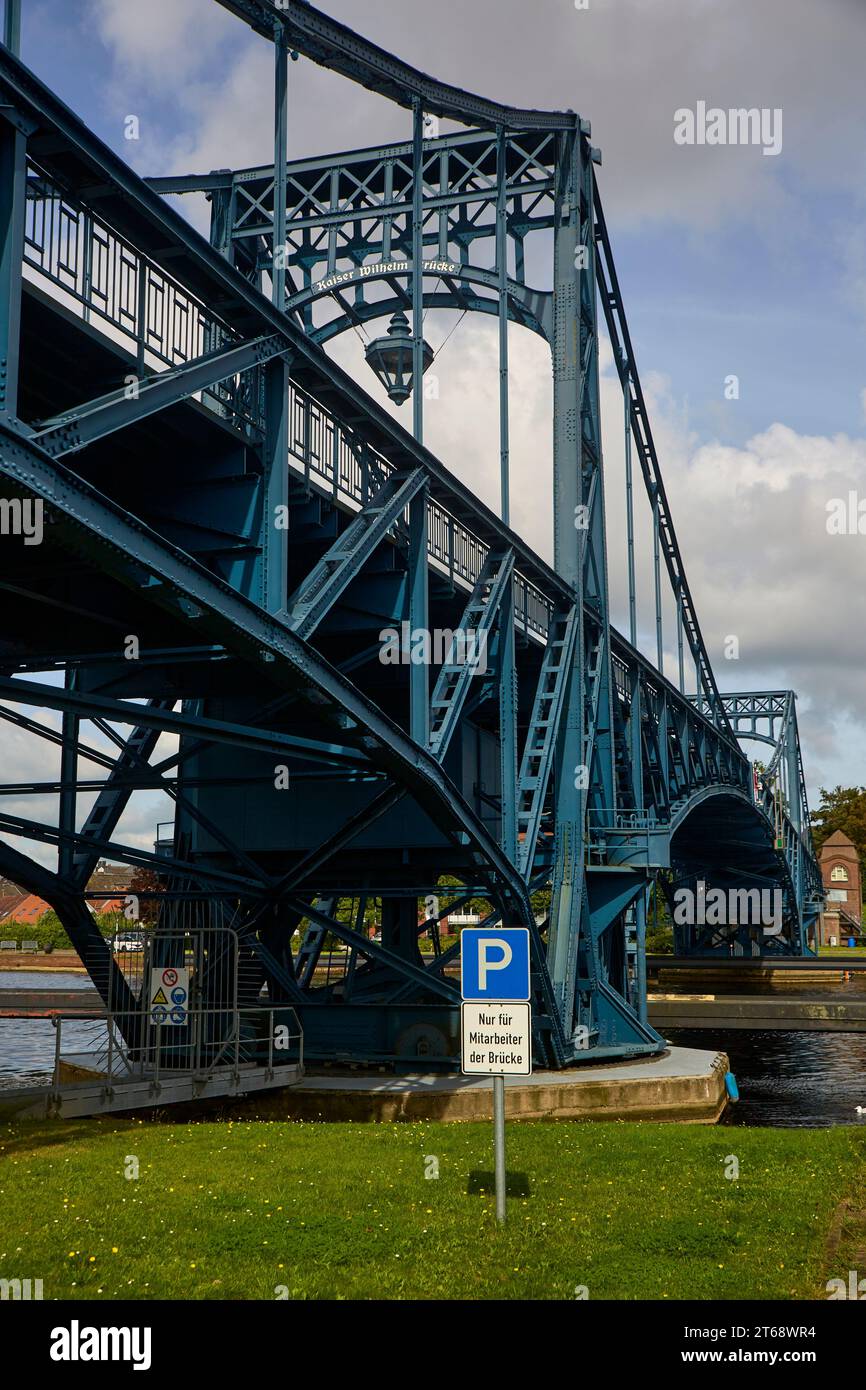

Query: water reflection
left=0, top=971, right=105, bottom=1090
left=667, top=1028, right=866, bottom=1128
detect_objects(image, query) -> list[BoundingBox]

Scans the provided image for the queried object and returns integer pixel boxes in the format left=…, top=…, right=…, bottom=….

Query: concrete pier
left=650, top=993, right=866, bottom=1031
left=225, top=1046, right=730, bottom=1124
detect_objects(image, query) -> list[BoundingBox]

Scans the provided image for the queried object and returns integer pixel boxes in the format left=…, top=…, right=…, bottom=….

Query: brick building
left=818, top=830, right=863, bottom=945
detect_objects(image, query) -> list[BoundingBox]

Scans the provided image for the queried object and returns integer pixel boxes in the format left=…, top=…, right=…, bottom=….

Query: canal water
left=666, top=1028, right=866, bottom=1128
left=0, top=971, right=106, bottom=1090
left=2, top=972, right=865, bottom=1126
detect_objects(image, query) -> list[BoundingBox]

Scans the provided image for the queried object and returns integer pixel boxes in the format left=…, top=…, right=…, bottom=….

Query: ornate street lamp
left=364, top=311, right=433, bottom=405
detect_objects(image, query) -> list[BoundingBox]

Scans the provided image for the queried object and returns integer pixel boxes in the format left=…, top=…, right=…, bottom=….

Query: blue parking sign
left=460, top=927, right=530, bottom=1002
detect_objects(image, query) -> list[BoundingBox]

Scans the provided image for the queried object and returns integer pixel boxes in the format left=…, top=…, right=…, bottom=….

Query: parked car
left=114, top=933, right=143, bottom=953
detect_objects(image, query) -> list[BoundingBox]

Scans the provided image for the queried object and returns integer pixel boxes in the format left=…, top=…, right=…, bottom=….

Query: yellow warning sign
left=149, top=966, right=190, bottom=1026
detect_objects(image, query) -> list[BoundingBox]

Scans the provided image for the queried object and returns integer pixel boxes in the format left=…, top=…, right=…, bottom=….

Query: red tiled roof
left=92, top=898, right=125, bottom=915
left=2, top=893, right=126, bottom=925
left=5, top=894, right=51, bottom=924
left=0, top=891, right=27, bottom=921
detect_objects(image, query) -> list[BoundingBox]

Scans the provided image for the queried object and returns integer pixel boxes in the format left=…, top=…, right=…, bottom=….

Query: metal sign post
left=493, top=1074, right=506, bottom=1224
left=460, top=928, right=532, bottom=1225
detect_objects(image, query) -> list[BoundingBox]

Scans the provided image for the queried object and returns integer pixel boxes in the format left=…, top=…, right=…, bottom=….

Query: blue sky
left=9, top=0, right=866, bottom=814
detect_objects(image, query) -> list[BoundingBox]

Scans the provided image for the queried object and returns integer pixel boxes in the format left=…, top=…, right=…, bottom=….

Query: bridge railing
left=50, top=1004, right=304, bottom=1097
left=23, top=161, right=261, bottom=430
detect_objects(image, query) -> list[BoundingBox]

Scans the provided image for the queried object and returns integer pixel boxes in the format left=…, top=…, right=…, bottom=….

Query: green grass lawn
left=1, top=1117, right=864, bottom=1300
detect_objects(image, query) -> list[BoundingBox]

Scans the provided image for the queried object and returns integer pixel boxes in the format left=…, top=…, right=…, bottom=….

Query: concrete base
left=649, top=961, right=866, bottom=995
left=650, top=994, right=866, bottom=1031
left=233, top=1046, right=729, bottom=1124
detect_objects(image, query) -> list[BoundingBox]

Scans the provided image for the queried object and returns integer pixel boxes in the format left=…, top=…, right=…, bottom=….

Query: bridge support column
left=547, top=126, right=586, bottom=1040
left=2, top=1, right=21, bottom=56
left=262, top=356, right=290, bottom=615
left=381, top=897, right=424, bottom=971
left=0, top=101, right=29, bottom=420
left=548, top=124, right=622, bottom=1051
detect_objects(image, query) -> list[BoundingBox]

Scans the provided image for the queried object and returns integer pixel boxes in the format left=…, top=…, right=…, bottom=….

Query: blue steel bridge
left=0, top=0, right=823, bottom=1071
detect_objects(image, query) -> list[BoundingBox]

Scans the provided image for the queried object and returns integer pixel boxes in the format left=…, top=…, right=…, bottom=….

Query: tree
left=810, top=786, right=866, bottom=902
left=126, top=866, right=165, bottom=926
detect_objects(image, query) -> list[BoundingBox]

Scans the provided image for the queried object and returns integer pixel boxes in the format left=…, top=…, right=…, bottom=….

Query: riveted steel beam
left=0, top=677, right=370, bottom=769
left=287, top=468, right=427, bottom=640
left=32, top=335, right=285, bottom=457
left=0, top=423, right=537, bottom=927
left=214, top=0, right=577, bottom=131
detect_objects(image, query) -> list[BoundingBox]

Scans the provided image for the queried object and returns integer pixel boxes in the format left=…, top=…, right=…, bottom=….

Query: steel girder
left=150, top=128, right=558, bottom=346
left=285, top=468, right=428, bottom=638
left=213, top=0, right=578, bottom=131
left=0, top=423, right=537, bottom=906
left=427, top=548, right=515, bottom=763
left=0, top=415, right=569, bottom=1062
left=31, top=336, right=286, bottom=459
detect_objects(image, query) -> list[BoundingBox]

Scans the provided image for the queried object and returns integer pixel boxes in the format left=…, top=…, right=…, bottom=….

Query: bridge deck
left=0, top=1059, right=305, bottom=1120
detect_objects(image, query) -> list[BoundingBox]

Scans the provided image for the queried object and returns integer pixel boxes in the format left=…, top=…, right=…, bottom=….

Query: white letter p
left=478, top=938, right=512, bottom=990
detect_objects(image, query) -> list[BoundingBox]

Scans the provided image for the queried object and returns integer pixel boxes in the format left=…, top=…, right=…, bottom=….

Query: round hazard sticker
left=171, top=986, right=187, bottom=1006
left=151, top=1006, right=167, bottom=1024
left=170, top=1006, right=187, bottom=1025
left=162, top=968, right=178, bottom=987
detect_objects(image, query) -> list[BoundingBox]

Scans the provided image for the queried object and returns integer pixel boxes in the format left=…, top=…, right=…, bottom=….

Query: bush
left=646, top=920, right=673, bottom=954
left=3, top=909, right=121, bottom=951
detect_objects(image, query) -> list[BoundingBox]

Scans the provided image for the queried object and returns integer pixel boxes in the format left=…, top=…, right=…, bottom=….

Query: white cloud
left=85, top=0, right=866, bottom=240
left=601, top=400, right=866, bottom=793
left=89, top=0, right=231, bottom=83
left=0, top=703, right=176, bottom=872
left=307, top=0, right=866, bottom=234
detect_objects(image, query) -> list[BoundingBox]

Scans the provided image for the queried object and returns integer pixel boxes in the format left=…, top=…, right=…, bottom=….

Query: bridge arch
left=669, top=787, right=804, bottom=955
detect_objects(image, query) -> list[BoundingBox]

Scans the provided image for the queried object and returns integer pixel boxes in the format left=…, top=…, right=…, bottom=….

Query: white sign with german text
left=461, top=1001, right=531, bottom=1076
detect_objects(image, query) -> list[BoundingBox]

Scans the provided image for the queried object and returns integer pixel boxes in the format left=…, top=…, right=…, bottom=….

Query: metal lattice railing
left=23, top=162, right=261, bottom=429
left=49, top=924, right=304, bottom=1096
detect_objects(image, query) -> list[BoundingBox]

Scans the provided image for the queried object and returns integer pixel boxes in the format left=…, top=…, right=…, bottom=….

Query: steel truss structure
left=0, top=0, right=822, bottom=1071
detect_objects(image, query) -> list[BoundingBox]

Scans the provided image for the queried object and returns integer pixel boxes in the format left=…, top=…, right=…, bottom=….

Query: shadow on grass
left=466, top=1169, right=531, bottom=1197
left=0, top=1115, right=139, bottom=1158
